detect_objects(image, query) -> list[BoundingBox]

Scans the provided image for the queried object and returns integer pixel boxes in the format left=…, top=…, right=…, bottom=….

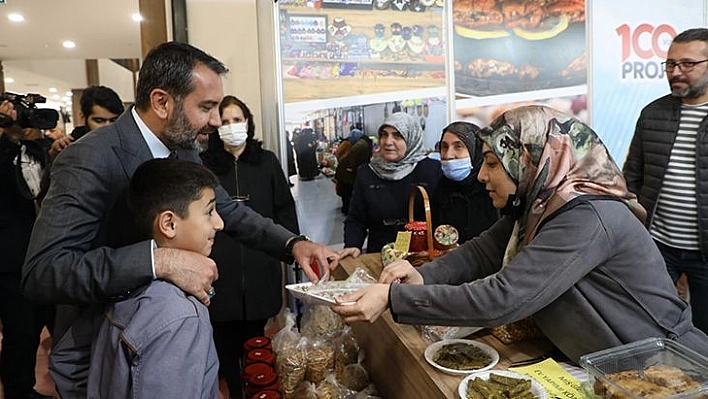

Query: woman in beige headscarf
left=339, top=112, right=442, bottom=258
left=332, top=105, right=708, bottom=362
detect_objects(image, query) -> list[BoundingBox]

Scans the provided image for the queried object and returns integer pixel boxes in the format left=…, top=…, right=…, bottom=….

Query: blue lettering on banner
left=622, top=61, right=665, bottom=80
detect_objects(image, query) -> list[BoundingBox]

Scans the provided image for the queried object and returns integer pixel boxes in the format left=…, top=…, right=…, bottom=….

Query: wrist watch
left=285, top=234, right=310, bottom=264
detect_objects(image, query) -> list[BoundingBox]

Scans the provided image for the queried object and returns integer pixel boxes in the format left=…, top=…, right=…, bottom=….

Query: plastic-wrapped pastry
left=381, top=242, right=407, bottom=266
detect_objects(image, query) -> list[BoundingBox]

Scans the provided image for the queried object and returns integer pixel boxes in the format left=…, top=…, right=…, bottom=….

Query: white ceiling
left=0, top=0, right=142, bottom=108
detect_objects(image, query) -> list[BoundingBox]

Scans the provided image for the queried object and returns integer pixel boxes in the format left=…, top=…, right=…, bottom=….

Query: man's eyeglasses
left=661, top=59, right=708, bottom=72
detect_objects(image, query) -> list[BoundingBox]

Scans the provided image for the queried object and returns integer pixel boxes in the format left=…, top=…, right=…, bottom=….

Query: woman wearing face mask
left=431, top=122, right=498, bottom=244
left=339, top=112, right=442, bottom=258
left=332, top=106, right=708, bottom=362
left=200, top=95, right=299, bottom=398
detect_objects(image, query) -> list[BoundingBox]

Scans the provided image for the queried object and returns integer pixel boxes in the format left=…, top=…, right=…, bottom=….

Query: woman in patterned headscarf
left=339, top=112, right=442, bottom=257
left=333, top=106, right=708, bottom=362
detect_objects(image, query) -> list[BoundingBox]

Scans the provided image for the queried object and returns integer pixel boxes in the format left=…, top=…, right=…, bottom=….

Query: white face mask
left=218, top=122, right=248, bottom=147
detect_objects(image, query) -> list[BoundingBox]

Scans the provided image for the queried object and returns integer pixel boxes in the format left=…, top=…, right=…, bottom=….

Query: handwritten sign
left=394, top=231, right=412, bottom=253
left=510, top=358, right=585, bottom=399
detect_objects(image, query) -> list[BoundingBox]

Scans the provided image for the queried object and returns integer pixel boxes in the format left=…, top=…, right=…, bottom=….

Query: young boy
left=87, top=158, right=223, bottom=398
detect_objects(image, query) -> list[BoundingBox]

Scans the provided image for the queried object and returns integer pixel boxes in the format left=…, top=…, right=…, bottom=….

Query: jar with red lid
left=242, top=362, right=274, bottom=384
left=246, top=348, right=275, bottom=366
left=404, top=221, right=428, bottom=252
left=245, top=369, right=280, bottom=396
left=244, top=336, right=272, bottom=353
left=250, top=390, right=282, bottom=399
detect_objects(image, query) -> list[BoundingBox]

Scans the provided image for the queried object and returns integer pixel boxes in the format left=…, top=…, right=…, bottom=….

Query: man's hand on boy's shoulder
left=153, top=247, right=218, bottom=305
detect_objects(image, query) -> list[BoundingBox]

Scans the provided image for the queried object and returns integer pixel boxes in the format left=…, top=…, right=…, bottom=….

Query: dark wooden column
left=85, top=59, right=99, bottom=86
left=0, top=61, right=5, bottom=94
left=71, top=88, right=85, bottom=126
left=139, top=0, right=168, bottom=59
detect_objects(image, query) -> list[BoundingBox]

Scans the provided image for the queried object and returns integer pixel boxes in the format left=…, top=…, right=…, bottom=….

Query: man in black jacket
left=0, top=101, right=52, bottom=399
left=623, top=28, right=708, bottom=334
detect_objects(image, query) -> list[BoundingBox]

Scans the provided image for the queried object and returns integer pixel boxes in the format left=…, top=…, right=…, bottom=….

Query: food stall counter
left=334, top=253, right=555, bottom=399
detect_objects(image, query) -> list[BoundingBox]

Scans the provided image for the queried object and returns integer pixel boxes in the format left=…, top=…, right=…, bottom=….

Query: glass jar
left=244, top=336, right=272, bottom=353
left=405, top=221, right=428, bottom=252
left=246, top=348, right=275, bottom=366
left=246, top=370, right=280, bottom=396
left=250, top=389, right=283, bottom=399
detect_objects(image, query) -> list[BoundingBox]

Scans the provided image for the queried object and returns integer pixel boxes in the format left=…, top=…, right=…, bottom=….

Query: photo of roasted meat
left=453, top=0, right=586, bottom=31
left=546, top=0, right=585, bottom=23
left=559, top=52, right=586, bottom=77
left=467, top=58, right=516, bottom=78
left=501, top=0, right=546, bottom=29
left=453, top=0, right=504, bottom=29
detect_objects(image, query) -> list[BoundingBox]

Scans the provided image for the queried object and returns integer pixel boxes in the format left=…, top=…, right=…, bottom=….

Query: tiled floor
left=1, top=173, right=346, bottom=398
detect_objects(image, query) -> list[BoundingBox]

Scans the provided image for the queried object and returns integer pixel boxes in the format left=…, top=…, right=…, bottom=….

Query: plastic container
left=579, top=338, right=708, bottom=398
left=250, top=390, right=282, bottom=399
left=245, top=369, right=280, bottom=396
left=243, top=362, right=274, bottom=378
left=246, top=348, right=275, bottom=366
left=244, top=336, right=272, bottom=353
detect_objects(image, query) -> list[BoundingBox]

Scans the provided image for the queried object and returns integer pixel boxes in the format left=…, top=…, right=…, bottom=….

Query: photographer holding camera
left=0, top=98, right=56, bottom=398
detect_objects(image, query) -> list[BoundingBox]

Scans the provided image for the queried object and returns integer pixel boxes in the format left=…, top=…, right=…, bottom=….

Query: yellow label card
left=510, top=358, right=584, bottom=399
left=394, top=231, right=412, bottom=253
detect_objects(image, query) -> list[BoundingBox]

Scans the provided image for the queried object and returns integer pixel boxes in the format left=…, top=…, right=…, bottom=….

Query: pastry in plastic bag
left=381, top=242, right=407, bottom=266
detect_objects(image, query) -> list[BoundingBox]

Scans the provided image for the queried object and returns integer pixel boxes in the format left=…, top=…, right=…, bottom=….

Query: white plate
left=424, top=339, right=499, bottom=375
left=458, top=370, right=547, bottom=399
left=285, top=281, right=366, bottom=306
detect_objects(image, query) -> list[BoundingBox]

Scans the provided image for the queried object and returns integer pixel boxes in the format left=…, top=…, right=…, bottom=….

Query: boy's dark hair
left=128, top=158, right=219, bottom=237
left=80, top=85, right=124, bottom=120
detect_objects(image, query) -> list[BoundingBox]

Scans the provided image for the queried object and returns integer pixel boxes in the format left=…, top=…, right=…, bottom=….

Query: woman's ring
left=206, top=287, right=216, bottom=298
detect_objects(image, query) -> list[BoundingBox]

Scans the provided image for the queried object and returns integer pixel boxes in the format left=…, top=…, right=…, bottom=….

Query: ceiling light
left=8, top=13, right=25, bottom=22
left=49, top=87, right=58, bottom=93
left=65, top=91, right=73, bottom=97
left=132, top=13, right=143, bottom=22
left=62, top=41, right=76, bottom=49
left=62, top=97, right=70, bottom=102
left=52, top=94, right=61, bottom=100
left=4, top=77, right=14, bottom=84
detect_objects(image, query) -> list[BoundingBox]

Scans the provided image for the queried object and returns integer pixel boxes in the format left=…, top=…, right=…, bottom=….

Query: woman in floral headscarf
left=339, top=112, right=442, bottom=257
left=333, top=106, right=708, bottom=362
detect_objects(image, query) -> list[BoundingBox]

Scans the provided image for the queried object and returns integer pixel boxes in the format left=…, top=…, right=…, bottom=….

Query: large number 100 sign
left=616, top=23, right=676, bottom=79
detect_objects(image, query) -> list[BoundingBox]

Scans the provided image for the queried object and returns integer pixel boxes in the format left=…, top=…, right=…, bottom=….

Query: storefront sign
left=589, top=0, right=704, bottom=166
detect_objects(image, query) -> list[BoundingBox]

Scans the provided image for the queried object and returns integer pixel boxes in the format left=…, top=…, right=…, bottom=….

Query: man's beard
left=163, top=101, right=211, bottom=152
left=671, top=75, right=708, bottom=99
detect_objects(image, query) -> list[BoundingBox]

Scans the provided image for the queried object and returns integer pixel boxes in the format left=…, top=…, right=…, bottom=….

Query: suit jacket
left=21, top=108, right=294, bottom=397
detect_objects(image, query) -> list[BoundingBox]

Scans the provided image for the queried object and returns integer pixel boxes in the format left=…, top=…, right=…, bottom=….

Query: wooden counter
left=334, top=253, right=554, bottom=399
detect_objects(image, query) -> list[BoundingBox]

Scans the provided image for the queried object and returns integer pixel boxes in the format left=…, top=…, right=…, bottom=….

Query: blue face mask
left=441, top=157, right=472, bottom=182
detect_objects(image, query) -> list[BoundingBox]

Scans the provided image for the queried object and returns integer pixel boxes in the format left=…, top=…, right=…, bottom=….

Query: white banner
left=589, top=0, right=705, bottom=166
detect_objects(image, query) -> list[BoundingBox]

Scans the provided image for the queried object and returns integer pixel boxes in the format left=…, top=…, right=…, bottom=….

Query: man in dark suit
left=21, top=41, right=338, bottom=398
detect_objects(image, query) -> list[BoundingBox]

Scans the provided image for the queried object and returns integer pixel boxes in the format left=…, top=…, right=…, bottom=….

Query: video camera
left=0, top=91, right=60, bottom=129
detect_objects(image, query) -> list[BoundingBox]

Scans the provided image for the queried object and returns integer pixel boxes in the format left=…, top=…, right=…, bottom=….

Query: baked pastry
left=594, top=365, right=702, bottom=398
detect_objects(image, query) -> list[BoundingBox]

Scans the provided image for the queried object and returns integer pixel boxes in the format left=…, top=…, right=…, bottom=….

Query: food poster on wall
left=456, top=95, right=587, bottom=131
left=452, top=0, right=587, bottom=99
left=589, top=0, right=704, bottom=166
left=277, top=0, right=447, bottom=104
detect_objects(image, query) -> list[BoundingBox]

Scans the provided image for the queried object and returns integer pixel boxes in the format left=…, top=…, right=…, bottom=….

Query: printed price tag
left=394, top=231, right=412, bottom=253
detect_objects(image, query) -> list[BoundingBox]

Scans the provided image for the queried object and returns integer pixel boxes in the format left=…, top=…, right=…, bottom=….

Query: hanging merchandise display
left=278, top=1, right=445, bottom=103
